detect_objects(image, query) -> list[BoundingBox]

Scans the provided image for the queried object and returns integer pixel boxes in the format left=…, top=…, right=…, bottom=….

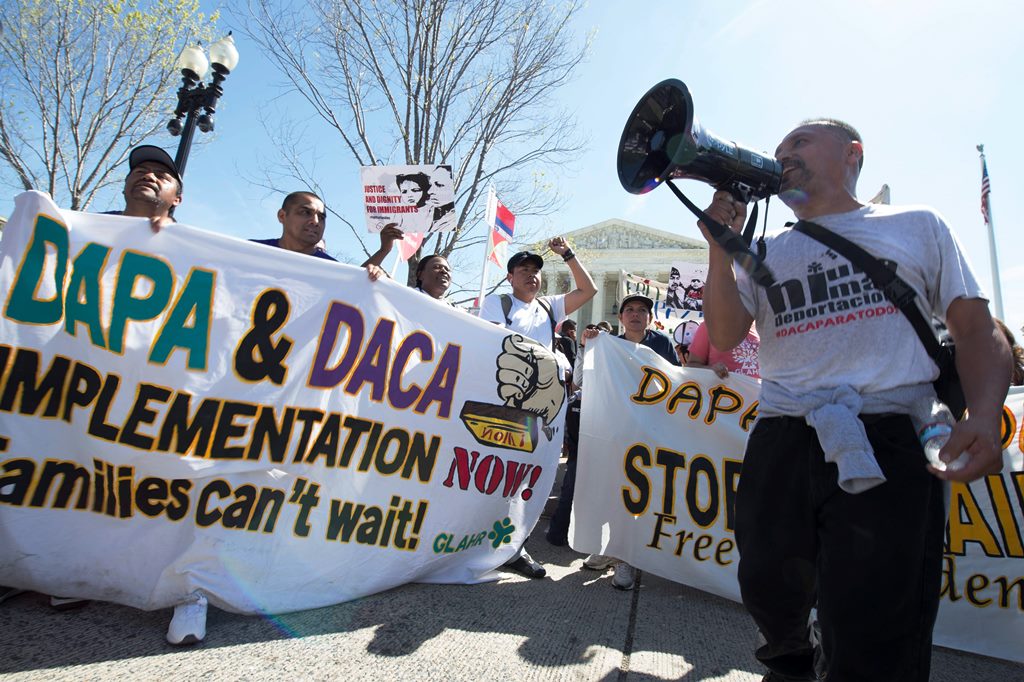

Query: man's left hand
left=936, top=297, right=1012, bottom=483
left=928, top=415, right=1004, bottom=482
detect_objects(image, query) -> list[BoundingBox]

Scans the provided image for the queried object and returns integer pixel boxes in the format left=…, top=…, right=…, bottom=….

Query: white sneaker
left=582, top=554, right=615, bottom=571
left=0, top=586, right=25, bottom=605
left=167, top=592, right=207, bottom=645
left=612, top=562, right=636, bottom=590
left=49, top=595, right=89, bottom=610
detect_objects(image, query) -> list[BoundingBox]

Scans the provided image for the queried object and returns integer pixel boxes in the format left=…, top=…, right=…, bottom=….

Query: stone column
left=591, top=267, right=606, bottom=325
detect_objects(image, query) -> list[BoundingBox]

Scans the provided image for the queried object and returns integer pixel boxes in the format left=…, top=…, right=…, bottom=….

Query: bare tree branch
left=233, top=0, right=588, bottom=287
left=0, top=0, right=219, bottom=210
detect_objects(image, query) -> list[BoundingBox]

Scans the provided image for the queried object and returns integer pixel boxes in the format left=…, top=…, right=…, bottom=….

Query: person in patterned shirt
left=686, top=321, right=760, bottom=378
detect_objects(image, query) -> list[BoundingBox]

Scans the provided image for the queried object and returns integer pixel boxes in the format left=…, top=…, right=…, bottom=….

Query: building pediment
left=535, top=217, right=708, bottom=326
left=564, top=219, right=705, bottom=251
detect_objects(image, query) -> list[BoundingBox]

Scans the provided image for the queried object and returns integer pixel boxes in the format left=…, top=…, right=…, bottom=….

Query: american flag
left=981, top=156, right=992, bottom=225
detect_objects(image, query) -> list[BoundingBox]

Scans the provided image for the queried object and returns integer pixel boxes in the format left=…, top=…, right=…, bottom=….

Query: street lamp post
left=167, top=33, right=240, bottom=178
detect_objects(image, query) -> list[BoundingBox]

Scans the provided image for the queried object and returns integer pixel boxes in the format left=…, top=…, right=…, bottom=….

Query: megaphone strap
left=742, top=200, right=758, bottom=246
left=663, top=179, right=776, bottom=288
left=748, top=195, right=771, bottom=261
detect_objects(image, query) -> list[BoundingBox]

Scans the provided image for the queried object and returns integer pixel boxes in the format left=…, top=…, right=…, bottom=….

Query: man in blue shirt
left=253, top=191, right=398, bottom=278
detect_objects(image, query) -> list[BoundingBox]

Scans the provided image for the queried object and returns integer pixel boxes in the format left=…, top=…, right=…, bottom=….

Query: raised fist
left=548, top=236, right=570, bottom=256
left=496, top=334, right=565, bottom=424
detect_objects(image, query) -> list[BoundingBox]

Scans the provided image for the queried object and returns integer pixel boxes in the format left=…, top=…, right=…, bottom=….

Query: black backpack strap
left=537, top=298, right=557, bottom=352
left=792, top=220, right=943, bottom=360
left=502, top=294, right=557, bottom=352
left=500, top=294, right=513, bottom=326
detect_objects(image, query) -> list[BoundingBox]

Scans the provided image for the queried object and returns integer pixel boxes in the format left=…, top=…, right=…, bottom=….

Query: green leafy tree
left=0, top=0, right=219, bottom=210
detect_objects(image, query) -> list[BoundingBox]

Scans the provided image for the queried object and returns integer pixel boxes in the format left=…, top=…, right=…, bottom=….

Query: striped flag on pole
left=485, top=187, right=516, bottom=266
left=980, top=156, right=992, bottom=225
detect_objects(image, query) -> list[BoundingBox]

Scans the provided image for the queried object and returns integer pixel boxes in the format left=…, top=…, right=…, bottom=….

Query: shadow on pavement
left=0, top=539, right=688, bottom=677
left=2, top=535, right=1021, bottom=681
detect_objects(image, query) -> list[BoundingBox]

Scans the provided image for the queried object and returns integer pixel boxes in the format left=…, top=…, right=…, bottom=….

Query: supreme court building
left=537, top=218, right=708, bottom=327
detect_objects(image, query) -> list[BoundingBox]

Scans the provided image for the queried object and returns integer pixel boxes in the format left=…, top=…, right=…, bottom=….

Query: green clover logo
left=487, top=517, right=516, bottom=549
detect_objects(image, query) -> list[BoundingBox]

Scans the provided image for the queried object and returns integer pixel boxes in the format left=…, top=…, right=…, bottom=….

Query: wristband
left=561, top=249, right=576, bottom=262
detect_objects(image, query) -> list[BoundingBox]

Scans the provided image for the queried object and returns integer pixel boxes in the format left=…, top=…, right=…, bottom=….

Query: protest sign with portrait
left=360, top=165, right=456, bottom=235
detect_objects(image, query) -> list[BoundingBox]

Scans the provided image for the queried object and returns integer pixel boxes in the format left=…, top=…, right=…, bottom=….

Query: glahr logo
left=432, top=517, right=516, bottom=554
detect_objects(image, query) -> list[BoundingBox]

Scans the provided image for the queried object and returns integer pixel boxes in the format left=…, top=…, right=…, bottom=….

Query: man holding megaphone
left=695, top=120, right=1010, bottom=681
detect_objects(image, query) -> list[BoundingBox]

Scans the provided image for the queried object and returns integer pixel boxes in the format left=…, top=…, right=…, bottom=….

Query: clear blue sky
left=7, top=0, right=1021, bottom=335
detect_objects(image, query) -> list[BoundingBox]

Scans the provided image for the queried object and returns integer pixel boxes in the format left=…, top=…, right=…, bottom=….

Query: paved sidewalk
left=1, top=535, right=1021, bottom=681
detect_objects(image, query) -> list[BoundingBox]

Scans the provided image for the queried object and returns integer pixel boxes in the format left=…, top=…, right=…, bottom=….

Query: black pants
left=546, top=456, right=577, bottom=543
left=735, top=415, right=945, bottom=682
left=547, top=397, right=581, bottom=544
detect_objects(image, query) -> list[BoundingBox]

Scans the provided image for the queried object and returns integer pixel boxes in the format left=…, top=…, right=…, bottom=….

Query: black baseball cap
left=129, top=145, right=183, bottom=193
left=507, top=251, right=544, bottom=272
left=619, top=294, right=654, bottom=314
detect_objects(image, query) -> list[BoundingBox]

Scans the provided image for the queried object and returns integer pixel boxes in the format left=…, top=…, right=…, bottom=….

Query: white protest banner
left=0, top=191, right=563, bottom=615
left=360, top=165, right=456, bottom=235
left=933, top=385, right=1024, bottom=661
left=571, top=335, right=1024, bottom=663
left=572, top=334, right=753, bottom=600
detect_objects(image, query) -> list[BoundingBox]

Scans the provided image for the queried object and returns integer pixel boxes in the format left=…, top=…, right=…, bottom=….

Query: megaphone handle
left=664, top=180, right=776, bottom=287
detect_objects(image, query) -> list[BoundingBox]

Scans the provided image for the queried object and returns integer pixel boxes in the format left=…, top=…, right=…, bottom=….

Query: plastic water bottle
left=915, top=399, right=970, bottom=472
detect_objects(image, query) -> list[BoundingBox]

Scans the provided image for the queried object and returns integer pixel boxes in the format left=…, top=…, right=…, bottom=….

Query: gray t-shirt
left=736, top=204, right=985, bottom=393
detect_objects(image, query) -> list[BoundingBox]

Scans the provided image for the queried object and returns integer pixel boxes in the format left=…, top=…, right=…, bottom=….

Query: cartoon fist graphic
left=496, top=334, right=565, bottom=424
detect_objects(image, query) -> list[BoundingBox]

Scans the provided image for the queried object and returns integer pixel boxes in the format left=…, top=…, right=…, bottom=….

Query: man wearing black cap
left=479, top=238, right=596, bottom=351
left=122, top=146, right=215, bottom=645
left=24, top=144, right=179, bottom=606
left=32, top=144, right=206, bottom=644
left=479, top=236, right=596, bottom=578
left=113, top=144, right=183, bottom=232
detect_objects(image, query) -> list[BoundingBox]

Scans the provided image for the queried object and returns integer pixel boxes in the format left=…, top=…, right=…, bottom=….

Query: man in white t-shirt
left=479, top=238, right=596, bottom=578
left=696, top=119, right=1010, bottom=681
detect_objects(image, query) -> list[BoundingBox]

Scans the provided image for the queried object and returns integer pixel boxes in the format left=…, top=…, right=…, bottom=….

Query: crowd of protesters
left=1, top=126, right=1016, bottom=682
